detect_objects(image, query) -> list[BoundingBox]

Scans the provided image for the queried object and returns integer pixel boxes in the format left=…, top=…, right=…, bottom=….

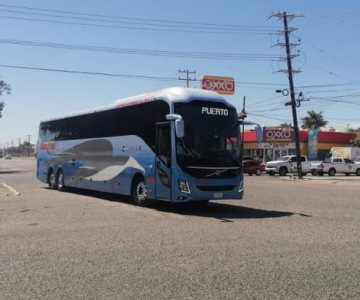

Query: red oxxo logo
left=201, top=75, right=235, bottom=95
left=264, top=127, right=294, bottom=142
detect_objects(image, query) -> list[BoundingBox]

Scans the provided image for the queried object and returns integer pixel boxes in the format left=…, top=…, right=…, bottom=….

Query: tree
left=347, top=127, right=360, bottom=133
left=279, top=122, right=292, bottom=128
left=352, top=139, right=360, bottom=147
left=301, top=110, right=328, bottom=130
left=0, top=79, right=11, bottom=118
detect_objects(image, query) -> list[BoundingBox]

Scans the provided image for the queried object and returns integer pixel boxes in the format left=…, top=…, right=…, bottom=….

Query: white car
left=265, top=155, right=310, bottom=176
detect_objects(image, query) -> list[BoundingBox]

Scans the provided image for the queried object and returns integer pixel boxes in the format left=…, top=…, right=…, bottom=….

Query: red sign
left=263, top=127, right=294, bottom=142
left=201, top=75, right=235, bottom=95
left=39, top=142, right=57, bottom=153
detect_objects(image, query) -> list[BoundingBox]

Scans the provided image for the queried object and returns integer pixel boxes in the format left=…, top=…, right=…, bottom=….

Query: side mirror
left=166, top=114, right=184, bottom=138
left=175, top=119, right=184, bottom=138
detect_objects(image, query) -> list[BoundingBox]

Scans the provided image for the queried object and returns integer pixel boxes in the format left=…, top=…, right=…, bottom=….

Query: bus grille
left=185, top=168, right=241, bottom=178
left=197, top=185, right=236, bottom=191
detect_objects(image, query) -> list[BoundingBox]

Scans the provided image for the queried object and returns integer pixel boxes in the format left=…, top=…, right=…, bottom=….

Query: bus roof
left=41, top=87, right=234, bottom=123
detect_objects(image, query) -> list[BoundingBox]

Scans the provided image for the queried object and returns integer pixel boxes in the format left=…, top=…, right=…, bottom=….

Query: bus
left=36, top=87, right=243, bottom=206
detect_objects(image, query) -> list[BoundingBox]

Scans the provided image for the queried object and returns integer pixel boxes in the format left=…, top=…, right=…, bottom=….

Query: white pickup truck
left=310, top=157, right=360, bottom=176
left=265, top=155, right=310, bottom=176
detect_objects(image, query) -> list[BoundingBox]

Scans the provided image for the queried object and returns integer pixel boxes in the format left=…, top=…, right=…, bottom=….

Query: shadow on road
left=150, top=201, right=311, bottom=221
left=49, top=187, right=310, bottom=221
left=0, top=170, right=25, bottom=174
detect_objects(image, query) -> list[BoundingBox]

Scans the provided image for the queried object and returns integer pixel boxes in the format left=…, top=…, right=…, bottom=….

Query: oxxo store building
left=243, top=127, right=357, bottom=161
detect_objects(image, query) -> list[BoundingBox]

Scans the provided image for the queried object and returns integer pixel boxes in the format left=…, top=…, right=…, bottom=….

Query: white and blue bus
left=36, top=87, right=243, bottom=205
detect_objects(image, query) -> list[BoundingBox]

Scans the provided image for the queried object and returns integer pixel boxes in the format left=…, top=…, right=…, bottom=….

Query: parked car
left=242, top=159, right=265, bottom=176
left=265, top=155, right=310, bottom=176
left=3, top=154, right=12, bottom=160
left=310, top=157, right=360, bottom=176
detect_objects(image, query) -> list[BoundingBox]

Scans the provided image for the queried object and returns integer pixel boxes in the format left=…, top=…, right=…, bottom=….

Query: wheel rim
left=49, top=172, right=56, bottom=187
left=57, top=172, right=63, bottom=189
left=136, top=181, right=147, bottom=201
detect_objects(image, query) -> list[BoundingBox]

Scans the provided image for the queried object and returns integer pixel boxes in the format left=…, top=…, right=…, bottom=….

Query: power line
left=0, top=5, right=280, bottom=35
left=0, top=15, right=277, bottom=35
left=0, top=64, right=178, bottom=81
left=0, top=63, right=286, bottom=87
left=0, top=38, right=282, bottom=61
left=0, top=8, right=278, bottom=34
left=0, top=4, right=280, bottom=32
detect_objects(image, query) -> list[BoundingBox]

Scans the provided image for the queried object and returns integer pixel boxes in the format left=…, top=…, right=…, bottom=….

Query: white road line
left=0, top=182, right=21, bottom=196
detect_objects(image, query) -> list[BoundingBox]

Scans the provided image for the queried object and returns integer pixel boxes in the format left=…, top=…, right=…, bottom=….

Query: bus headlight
left=238, top=180, right=244, bottom=193
left=178, top=180, right=191, bottom=194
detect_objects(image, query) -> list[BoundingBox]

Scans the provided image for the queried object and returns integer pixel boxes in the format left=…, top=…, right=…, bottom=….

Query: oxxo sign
left=201, top=75, right=235, bottom=95
left=263, top=127, right=294, bottom=142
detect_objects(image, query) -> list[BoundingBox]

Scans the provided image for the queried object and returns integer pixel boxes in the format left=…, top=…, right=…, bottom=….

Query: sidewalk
left=282, top=174, right=360, bottom=185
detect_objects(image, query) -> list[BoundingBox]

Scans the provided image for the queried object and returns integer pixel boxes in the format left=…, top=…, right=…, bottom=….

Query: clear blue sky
left=1, top=0, right=360, bottom=147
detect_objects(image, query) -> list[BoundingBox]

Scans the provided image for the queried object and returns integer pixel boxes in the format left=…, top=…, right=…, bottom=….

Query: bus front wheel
left=132, top=176, right=149, bottom=206
left=48, top=169, right=56, bottom=189
left=56, top=170, right=66, bottom=191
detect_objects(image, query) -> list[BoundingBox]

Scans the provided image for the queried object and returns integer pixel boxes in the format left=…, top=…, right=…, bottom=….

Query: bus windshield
left=174, top=100, right=240, bottom=170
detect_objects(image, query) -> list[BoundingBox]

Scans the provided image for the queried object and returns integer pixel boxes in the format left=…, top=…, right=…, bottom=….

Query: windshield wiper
left=178, top=138, right=200, bottom=159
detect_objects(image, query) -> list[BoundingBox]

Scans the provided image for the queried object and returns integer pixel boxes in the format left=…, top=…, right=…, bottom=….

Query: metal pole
left=283, top=12, right=302, bottom=178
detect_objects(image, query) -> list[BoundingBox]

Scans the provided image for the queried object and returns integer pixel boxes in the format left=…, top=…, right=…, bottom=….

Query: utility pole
left=27, top=135, right=31, bottom=157
left=271, top=12, right=304, bottom=179
left=178, top=69, right=196, bottom=88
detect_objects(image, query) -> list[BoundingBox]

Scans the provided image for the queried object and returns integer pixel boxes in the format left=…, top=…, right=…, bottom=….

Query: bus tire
left=56, top=169, right=66, bottom=191
left=48, top=169, right=56, bottom=189
left=132, top=176, right=149, bottom=207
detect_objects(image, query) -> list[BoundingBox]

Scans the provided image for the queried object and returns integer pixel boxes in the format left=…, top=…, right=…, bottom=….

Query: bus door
left=155, top=122, right=171, bottom=200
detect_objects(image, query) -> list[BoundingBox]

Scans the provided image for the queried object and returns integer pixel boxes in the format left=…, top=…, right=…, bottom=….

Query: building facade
left=243, top=127, right=357, bottom=162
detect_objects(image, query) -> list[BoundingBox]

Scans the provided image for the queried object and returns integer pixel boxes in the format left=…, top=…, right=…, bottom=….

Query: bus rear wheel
left=132, top=176, right=149, bottom=207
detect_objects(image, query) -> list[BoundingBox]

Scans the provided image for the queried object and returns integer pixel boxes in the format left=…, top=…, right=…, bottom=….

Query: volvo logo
left=206, top=169, right=228, bottom=177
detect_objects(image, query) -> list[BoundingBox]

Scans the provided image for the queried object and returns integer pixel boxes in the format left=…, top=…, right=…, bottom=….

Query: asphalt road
left=1, top=158, right=360, bottom=299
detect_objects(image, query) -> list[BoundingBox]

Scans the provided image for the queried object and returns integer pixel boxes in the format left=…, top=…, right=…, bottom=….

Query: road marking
left=0, top=182, right=21, bottom=196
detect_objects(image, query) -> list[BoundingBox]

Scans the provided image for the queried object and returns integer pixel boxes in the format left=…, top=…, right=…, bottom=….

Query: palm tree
left=301, top=110, right=328, bottom=130
left=279, top=122, right=292, bottom=128
left=347, top=127, right=360, bottom=133
left=0, top=79, right=11, bottom=118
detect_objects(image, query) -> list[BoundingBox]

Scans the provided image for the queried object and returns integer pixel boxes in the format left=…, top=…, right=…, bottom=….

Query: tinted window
left=39, top=100, right=170, bottom=148
left=174, top=100, right=239, bottom=168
